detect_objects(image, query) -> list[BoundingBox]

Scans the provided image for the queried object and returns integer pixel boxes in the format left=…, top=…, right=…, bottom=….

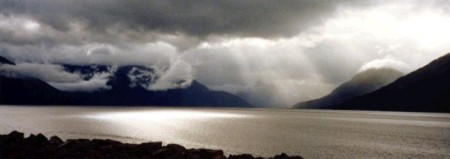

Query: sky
left=0, top=0, right=450, bottom=107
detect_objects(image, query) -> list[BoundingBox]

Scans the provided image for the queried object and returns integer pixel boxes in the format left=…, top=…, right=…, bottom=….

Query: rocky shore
left=0, top=131, right=303, bottom=159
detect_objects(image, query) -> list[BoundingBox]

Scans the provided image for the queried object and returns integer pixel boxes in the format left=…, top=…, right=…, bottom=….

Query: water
left=0, top=106, right=449, bottom=158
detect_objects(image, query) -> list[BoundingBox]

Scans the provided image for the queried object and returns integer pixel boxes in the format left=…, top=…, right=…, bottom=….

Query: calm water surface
left=0, top=106, right=449, bottom=158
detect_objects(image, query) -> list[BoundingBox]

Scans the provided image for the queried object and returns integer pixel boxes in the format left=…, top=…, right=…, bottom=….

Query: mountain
left=293, top=68, right=404, bottom=109
left=0, top=57, right=69, bottom=104
left=0, top=76, right=69, bottom=105
left=0, top=59, right=252, bottom=107
left=0, top=56, right=14, bottom=65
left=332, top=53, right=450, bottom=112
left=64, top=65, right=252, bottom=107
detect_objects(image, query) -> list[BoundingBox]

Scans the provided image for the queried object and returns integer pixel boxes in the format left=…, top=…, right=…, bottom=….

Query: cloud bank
left=48, top=73, right=112, bottom=92
left=0, top=63, right=112, bottom=92
left=0, top=63, right=81, bottom=83
left=358, top=57, right=411, bottom=73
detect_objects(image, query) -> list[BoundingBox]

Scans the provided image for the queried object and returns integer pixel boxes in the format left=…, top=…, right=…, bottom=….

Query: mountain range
left=2, top=52, right=450, bottom=112
left=294, top=53, right=450, bottom=112
left=0, top=56, right=252, bottom=107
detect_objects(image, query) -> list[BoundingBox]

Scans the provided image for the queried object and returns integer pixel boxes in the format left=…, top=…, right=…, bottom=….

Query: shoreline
left=0, top=131, right=303, bottom=159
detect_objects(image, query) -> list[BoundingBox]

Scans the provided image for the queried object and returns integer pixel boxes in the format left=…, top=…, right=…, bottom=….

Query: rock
left=271, top=153, right=303, bottom=159
left=8, top=131, right=24, bottom=139
left=152, top=144, right=187, bottom=158
left=88, top=149, right=102, bottom=159
left=1, top=131, right=24, bottom=145
left=92, top=139, right=122, bottom=146
left=0, top=131, right=303, bottom=159
left=57, top=140, right=75, bottom=148
left=7, top=131, right=24, bottom=143
left=152, top=148, right=174, bottom=157
left=166, top=143, right=186, bottom=152
left=135, top=142, right=162, bottom=156
left=275, top=153, right=288, bottom=159
left=49, top=135, right=63, bottom=146
left=36, top=134, right=48, bottom=143
left=0, top=134, right=6, bottom=142
left=43, top=144, right=57, bottom=159
left=187, top=153, right=203, bottom=159
left=229, top=154, right=255, bottom=159
left=115, top=143, right=137, bottom=151
left=165, top=151, right=185, bottom=159
left=196, top=149, right=226, bottom=159
left=26, top=133, right=49, bottom=147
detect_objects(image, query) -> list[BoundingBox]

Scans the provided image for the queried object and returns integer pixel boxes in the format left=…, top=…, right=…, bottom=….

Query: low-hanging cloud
left=87, top=44, right=114, bottom=56
left=0, top=63, right=81, bottom=83
left=148, top=59, right=194, bottom=91
left=0, top=63, right=113, bottom=92
left=49, top=73, right=112, bottom=92
left=358, top=57, right=411, bottom=73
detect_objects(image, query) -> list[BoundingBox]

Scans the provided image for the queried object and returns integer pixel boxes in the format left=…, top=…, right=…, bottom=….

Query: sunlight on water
left=86, top=110, right=249, bottom=121
left=81, top=109, right=254, bottom=146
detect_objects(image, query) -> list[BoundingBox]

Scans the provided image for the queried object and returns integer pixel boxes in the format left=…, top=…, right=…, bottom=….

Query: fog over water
left=0, top=106, right=449, bottom=158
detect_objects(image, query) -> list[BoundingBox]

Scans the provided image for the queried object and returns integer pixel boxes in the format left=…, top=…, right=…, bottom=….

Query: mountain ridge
left=0, top=58, right=253, bottom=107
left=0, top=56, right=14, bottom=65
left=293, top=68, right=404, bottom=109
left=332, top=53, right=450, bottom=112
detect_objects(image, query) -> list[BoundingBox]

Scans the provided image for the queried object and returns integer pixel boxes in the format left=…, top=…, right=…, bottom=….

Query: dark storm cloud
left=0, top=0, right=371, bottom=38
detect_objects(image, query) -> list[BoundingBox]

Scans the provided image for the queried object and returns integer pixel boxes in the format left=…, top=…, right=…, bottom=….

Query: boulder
left=0, top=131, right=303, bottom=159
left=272, top=153, right=303, bottom=159
left=135, top=142, right=162, bottom=156
left=49, top=136, right=63, bottom=146
left=196, top=149, right=226, bottom=159
left=26, top=133, right=49, bottom=147
left=229, top=154, right=255, bottom=159
left=6, top=131, right=25, bottom=144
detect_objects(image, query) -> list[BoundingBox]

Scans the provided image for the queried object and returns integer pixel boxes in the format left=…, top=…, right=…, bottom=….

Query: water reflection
left=83, top=109, right=252, bottom=147
left=88, top=110, right=248, bottom=121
